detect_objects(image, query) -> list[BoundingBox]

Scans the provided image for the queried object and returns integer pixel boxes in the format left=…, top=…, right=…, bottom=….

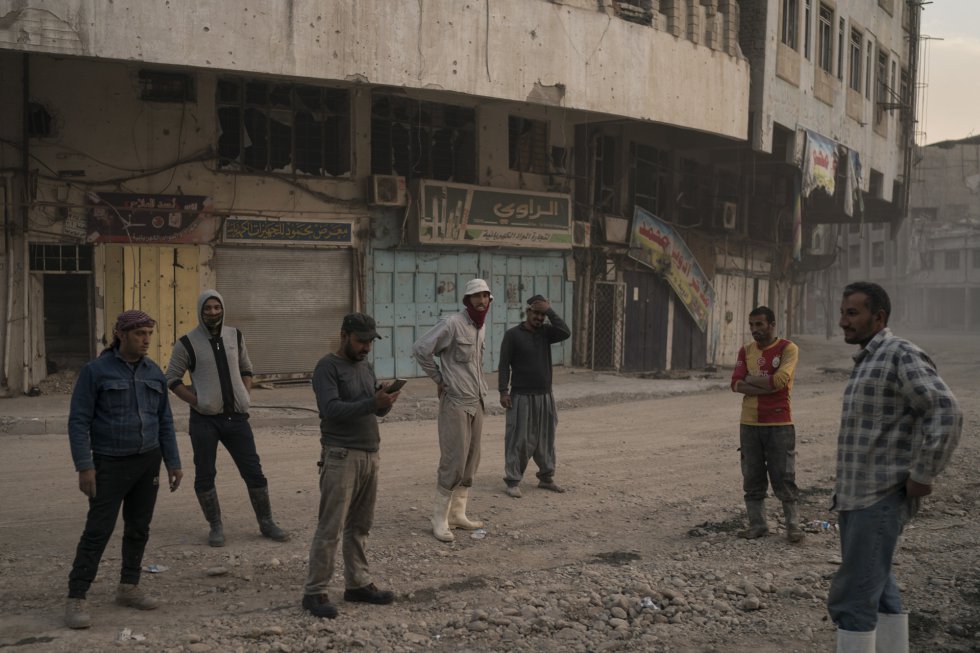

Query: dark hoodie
left=165, top=290, right=254, bottom=415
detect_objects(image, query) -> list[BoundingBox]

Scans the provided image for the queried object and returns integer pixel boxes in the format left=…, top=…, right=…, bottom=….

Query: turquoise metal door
left=369, top=250, right=571, bottom=379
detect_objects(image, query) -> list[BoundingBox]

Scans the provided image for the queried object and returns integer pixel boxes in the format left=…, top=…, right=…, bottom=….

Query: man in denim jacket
left=64, top=310, right=182, bottom=630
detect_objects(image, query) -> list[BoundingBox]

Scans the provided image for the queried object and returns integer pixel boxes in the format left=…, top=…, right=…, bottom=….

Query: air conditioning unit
left=367, top=175, right=407, bottom=207
left=720, top=201, right=738, bottom=231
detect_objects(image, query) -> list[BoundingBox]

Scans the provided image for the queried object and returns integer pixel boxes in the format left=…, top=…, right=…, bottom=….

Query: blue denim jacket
left=68, top=348, right=180, bottom=472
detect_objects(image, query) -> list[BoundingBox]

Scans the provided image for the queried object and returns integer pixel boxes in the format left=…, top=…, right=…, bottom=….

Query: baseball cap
left=462, top=278, right=493, bottom=299
left=341, top=312, right=381, bottom=341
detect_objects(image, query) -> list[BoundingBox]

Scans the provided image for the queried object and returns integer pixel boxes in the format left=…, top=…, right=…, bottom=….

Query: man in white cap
left=413, top=278, right=492, bottom=542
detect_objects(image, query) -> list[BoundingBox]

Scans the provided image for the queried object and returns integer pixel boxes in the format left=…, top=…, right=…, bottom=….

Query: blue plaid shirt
left=834, top=328, right=962, bottom=511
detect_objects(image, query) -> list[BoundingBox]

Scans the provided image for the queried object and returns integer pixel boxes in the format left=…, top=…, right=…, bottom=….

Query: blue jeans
left=189, top=412, right=267, bottom=493
left=68, top=449, right=162, bottom=598
left=827, top=490, right=911, bottom=631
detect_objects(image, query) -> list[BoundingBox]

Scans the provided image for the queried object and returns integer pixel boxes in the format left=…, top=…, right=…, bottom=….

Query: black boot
left=195, top=488, right=225, bottom=547
left=247, top=486, right=289, bottom=541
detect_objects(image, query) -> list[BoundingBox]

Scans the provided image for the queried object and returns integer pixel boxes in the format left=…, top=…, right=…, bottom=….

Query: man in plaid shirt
left=829, top=282, right=962, bottom=653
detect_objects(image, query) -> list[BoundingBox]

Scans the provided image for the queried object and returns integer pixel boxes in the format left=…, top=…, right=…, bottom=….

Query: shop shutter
left=214, top=247, right=352, bottom=375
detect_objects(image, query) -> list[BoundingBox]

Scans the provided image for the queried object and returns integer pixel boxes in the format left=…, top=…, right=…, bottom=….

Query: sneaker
left=115, top=583, right=159, bottom=610
left=538, top=480, right=565, bottom=493
left=65, top=598, right=91, bottom=629
left=302, top=593, right=339, bottom=619
left=343, top=583, right=395, bottom=605
left=505, top=485, right=522, bottom=498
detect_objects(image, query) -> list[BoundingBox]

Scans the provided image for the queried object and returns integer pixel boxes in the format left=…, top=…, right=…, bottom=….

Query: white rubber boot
left=875, top=613, right=908, bottom=653
left=836, top=628, right=875, bottom=653
left=431, top=488, right=454, bottom=542
left=448, top=487, right=484, bottom=530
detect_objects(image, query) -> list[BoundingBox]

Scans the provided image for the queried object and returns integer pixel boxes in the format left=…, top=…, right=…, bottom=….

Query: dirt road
left=0, top=333, right=977, bottom=652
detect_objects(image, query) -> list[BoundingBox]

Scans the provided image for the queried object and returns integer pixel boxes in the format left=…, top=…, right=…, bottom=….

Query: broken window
left=370, top=94, right=475, bottom=183
left=216, top=79, right=350, bottom=177
left=613, top=1, right=653, bottom=26
left=28, top=102, right=52, bottom=137
left=509, top=116, right=549, bottom=174
left=629, top=144, right=670, bottom=217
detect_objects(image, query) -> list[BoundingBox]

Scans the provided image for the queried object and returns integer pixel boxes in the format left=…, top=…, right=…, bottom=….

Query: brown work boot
left=115, top=583, right=159, bottom=610
left=302, top=593, right=338, bottom=619
left=64, top=598, right=91, bottom=629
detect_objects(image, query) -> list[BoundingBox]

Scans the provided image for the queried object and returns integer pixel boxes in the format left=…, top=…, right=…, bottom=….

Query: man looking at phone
left=302, top=313, right=400, bottom=619
left=498, top=294, right=571, bottom=497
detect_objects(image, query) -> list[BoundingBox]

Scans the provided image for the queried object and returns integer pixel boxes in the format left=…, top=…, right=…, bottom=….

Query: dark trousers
left=68, top=449, right=162, bottom=599
left=739, top=424, right=799, bottom=502
left=189, top=411, right=267, bottom=493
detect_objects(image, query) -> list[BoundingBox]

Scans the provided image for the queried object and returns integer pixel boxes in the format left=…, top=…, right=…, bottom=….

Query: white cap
left=462, top=278, right=492, bottom=300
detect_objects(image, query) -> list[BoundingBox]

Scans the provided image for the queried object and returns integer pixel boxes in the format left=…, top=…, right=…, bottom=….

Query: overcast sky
left=918, top=1, right=980, bottom=144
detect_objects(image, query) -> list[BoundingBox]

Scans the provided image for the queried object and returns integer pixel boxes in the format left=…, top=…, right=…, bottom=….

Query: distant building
left=897, top=136, right=980, bottom=331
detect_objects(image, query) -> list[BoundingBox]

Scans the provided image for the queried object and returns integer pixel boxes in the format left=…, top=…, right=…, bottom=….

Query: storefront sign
left=223, top=218, right=353, bottom=245
left=628, top=207, right=715, bottom=332
left=410, top=180, right=572, bottom=249
left=87, top=192, right=218, bottom=244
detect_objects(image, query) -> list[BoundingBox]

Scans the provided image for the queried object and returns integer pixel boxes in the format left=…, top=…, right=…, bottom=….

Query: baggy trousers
left=68, top=449, right=162, bottom=599
left=503, top=392, right=558, bottom=485
left=436, top=395, right=483, bottom=493
left=304, top=446, right=379, bottom=595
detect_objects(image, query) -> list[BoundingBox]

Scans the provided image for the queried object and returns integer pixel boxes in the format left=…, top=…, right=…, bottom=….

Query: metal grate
left=591, top=281, right=625, bottom=371
left=29, top=243, right=93, bottom=272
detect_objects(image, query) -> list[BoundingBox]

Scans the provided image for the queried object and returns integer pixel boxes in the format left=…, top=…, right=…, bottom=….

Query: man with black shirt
left=166, top=290, right=287, bottom=546
left=498, top=294, right=571, bottom=497
left=302, top=313, right=400, bottom=619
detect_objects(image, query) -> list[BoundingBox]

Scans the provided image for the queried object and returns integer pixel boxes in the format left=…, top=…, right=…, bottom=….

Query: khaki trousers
left=304, top=446, right=378, bottom=595
left=436, top=395, right=483, bottom=492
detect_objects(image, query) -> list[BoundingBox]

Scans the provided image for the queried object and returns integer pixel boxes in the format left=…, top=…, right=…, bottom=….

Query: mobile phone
left=386, top=378, right=407, bottom=394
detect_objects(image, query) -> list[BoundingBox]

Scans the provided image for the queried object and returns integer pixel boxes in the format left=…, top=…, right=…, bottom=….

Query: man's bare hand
left=906, top=479, right=932, bottom=498
left=500, top=393, right=513, bottom=409
left=78, top=469, right=96, bottom=498
left=375, top=388, right=398, bottom=409
left=168, top=468, right=183, bottom=492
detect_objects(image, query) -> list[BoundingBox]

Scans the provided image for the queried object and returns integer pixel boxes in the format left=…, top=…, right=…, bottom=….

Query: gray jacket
left=165, top=289, right=254, bottom=415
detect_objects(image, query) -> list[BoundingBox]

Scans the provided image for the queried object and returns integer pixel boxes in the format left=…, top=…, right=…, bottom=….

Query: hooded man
left=166, top=290, right=287, bottom=546
left=412, top=278, right=492, bottom=542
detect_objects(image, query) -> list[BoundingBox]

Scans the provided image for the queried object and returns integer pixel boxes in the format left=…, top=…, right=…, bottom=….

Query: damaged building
left=0, top=0, right=916, bottom=393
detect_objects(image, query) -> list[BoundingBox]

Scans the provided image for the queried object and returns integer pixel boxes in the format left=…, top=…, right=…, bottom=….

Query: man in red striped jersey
left=730, top=306, right=803, bottom=543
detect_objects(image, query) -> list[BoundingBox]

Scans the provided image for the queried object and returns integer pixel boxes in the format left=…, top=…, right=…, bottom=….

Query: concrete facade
left=0, top=0, right=751, bottom=393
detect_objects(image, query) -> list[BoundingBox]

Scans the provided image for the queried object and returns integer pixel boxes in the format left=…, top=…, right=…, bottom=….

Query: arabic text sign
left=628, top=208, right=715, bottom=332
left=87, top=193, right=217, bottom=244
left=223, top=218, right=353, bottom=245
left=414, top=180, right=571, bottom=249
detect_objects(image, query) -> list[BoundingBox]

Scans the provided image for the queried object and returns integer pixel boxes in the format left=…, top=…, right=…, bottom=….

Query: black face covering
left=203, top=302, right=223, bottom=334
